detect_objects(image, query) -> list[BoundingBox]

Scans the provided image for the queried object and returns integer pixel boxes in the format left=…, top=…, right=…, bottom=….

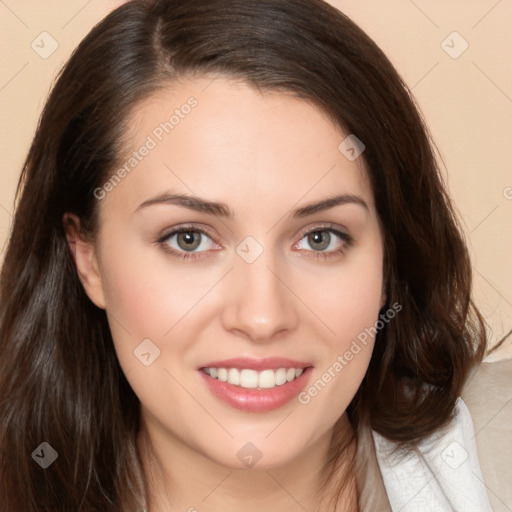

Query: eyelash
left=156, top=223, right=354, bottom=261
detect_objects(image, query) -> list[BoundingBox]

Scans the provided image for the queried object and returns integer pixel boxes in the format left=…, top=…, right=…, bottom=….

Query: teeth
left=275, top=368, right=287, bottom=385
left=202, top=367, right=306, bottom=389
left=258, top=370, right=275, bottom=389
left=228, top=368, right=240, bottom=386
left=241, top=369, right=258, bottom=388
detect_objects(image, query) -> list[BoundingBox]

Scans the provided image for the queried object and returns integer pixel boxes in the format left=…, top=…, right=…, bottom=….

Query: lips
left=199, top=356, right=311, bottom=371
left=198, top=357, right=313, bottom=412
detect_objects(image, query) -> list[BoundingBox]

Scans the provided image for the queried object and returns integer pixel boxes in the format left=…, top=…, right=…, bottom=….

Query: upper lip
left=199, top=357, right=313, bottom=371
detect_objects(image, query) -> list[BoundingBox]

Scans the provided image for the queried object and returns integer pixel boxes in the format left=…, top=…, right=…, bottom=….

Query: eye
left=156, top=224, right=353, bottom=261
left=157, top=225, right=219, bottom=259
left=295, top=226, right=353, bottom=259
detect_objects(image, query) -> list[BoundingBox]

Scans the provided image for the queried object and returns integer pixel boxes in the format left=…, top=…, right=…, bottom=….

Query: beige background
left=0, top=1, right=511, bottom=360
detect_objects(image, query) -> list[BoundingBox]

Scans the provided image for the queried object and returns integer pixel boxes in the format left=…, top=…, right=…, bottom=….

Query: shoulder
left=462, top=358, right=512, bottom=512
left=359, top=360, right=511, bottom=512
left=371, top=396, right=493, bottom=512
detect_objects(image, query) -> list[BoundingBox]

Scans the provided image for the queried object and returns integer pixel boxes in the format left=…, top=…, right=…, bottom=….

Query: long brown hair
left=0, top=0, right=486, bottom=510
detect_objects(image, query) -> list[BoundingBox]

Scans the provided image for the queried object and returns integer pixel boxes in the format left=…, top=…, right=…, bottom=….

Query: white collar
left=372, top=397, right=493, bottom=512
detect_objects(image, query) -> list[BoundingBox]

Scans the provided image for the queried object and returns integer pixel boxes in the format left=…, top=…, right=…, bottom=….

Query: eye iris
left=172, top=230, right=336, bottom=253
left=308, top=230, right=330, bottom=251
left=177, top=231, right=201, bottom=251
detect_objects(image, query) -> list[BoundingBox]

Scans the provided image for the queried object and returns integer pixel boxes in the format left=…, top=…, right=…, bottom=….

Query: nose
left=220, top=247, right=299, bottom=343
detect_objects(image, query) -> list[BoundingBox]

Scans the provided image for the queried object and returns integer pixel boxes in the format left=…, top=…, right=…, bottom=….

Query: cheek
left=97, top=229, right=205, bottom=335
left=306, top=240, right=385, bottom=349
left=297, top=238, right=384, bottom=408
left=96, top=228, right=227, bottom=377
left=101, top=255, right=161, bottom=335
left=94, top=230, right=173, bottom=373
left=96, top=234, right=202, bottom=409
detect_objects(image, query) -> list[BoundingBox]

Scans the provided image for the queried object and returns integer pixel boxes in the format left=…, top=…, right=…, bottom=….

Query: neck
left=137, top=413, right=358, bottom=512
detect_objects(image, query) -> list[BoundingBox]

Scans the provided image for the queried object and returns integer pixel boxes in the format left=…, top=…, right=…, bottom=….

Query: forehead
left=103, top=76, right=374, bottom=216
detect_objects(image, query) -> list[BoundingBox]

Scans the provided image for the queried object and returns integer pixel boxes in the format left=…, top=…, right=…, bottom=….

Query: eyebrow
left=135, top=192, right=368, bottom=218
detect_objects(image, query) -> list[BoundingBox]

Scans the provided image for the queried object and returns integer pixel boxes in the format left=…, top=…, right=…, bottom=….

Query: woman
left=0, top=0, right=492, bottom=510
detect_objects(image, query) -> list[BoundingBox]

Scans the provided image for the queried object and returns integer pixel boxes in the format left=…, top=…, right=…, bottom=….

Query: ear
left=63, top=213, right=106, bottom=309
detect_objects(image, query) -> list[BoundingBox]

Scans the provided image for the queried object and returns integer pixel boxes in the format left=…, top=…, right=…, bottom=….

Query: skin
left=65, top=76, right=385, bottom=511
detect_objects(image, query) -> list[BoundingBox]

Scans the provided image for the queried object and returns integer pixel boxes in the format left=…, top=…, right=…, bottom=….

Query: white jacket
left=357, top=360, right=512, bottom=511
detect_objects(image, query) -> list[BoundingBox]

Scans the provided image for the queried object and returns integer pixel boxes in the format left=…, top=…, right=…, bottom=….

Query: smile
left=198, top=357, right=314, bottom=412
left=201, top=367, right=305, bottom=389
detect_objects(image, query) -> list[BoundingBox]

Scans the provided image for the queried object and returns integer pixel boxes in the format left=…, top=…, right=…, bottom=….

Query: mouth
left=201, top=366, right=306, bottom=389
left=198, top=357, right=313, bottom=412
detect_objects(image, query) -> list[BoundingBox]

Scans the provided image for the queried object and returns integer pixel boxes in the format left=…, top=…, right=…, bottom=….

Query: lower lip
left=199, top=367, right=313, bottom=412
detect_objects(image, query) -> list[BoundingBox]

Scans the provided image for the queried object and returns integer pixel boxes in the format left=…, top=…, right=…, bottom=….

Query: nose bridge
left=221, top=238, right=298, bottom=341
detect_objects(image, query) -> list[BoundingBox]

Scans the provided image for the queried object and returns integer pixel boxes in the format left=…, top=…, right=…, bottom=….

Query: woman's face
left=78, top=76, right=385, bottom=469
